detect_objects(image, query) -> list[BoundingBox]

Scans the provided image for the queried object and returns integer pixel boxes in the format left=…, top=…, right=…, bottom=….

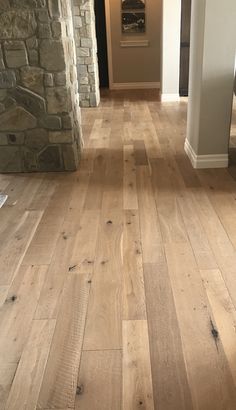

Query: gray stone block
left=0, top=146, right=21, bottom=172
left=25, top=128, right=48, bottom=151
left=4, top=41, right=28, bottom=68
left=0, top=70, right=16, bottom=89
left=12, top=86, right=46, bottom=116
left=38, top=23, right=52, bottom=39
left=49, top=130, right=73, bottom=144
left=28, top=49, right=39, bottom=66
left=0, top=10, right=37, bottom=39
left=38, top=145, right=63, bottom=172
left=62, top=143, right=80, bottom=171
left=39, top=115, right=62, bottom=130
left=46, top=87, right=71, bottom=114
left=20, top=66, right=44, bottom=96
left=40, top=40, right=65, bottom=71
left=0, top=106, right=37, bottom=131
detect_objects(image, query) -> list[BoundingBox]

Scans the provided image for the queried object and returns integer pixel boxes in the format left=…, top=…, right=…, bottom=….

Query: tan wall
left=109, top=0, right=162, bottom=84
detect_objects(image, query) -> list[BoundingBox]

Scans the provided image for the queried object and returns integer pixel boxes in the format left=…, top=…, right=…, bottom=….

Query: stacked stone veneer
left=73, top=0, right=100, bottom=107
left=0, top=0, right=82, bottom=173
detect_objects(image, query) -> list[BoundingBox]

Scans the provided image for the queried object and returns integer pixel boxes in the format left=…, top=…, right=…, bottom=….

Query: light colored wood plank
left=123, top=144, right=138, bottom=210
left=191, top=189, right=236, bottom=308
left=136, top=166, right=162, bottom=263
left=68, top=210, right=100, bottom=274
left=75, top=350, right=122, bottom=410
left=37, top=274, right=90, bottom=409
left=123, top=210, right=146, bottom=320
left=177, top=191, right=218, bottom=270
left=22, top=222, right=61, bottom=266
left=165, top=242, right=236, bottom=409
left=0, top=286, right=8, bottom=308
left=144, top=262, right=193, bottom=410
left=34, top=211, right=82, bottom=320
left=0, top=210, right=43, bottom=286
left=122, top=320, right=154, bottom=410
left=201, top=268, right=236, bottom=387
left=83, top=211, right=122, bottom=350
left=6, top=319, right=56, bottom=410
left=0, top=265, right=47, bottom=364
left=0, top=363, right=17, bottom=410
left=84, top=149, right=106, bottom=210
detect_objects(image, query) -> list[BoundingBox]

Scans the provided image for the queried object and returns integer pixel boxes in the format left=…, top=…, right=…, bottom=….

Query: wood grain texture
left=75, top=350, right=122, bottom=410
left=122, top=320, right=154, bottom=410
left=37, top=274, right=90, bottom=409
left=123, top=210, right=146, bottom=320
left=5, top=319, right=56, bottom=410
left=165, top=242, right=236, bottom=409
left=0, top=265, right=47, bottom=364
left=0, top=91, right=236, bottom=408
left=144, top=262, right=193, bottom=410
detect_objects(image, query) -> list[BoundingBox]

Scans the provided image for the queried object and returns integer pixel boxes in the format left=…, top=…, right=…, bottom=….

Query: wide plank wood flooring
left=1, top=90, right=236, bottom=409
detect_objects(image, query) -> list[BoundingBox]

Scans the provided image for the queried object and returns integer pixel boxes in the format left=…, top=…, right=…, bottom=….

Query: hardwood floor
left=1, top=90, right=236, bottom=409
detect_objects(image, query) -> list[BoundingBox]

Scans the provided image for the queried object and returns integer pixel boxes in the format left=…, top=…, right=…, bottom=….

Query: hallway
left=1, top=91, right=236, bottom=409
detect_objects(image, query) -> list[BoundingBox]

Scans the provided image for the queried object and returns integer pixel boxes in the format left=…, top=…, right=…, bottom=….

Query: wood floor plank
left=201, top=269, right=236, bottom=387
left=83, top=211, right=122, bottom=350
left=123, top=210, right=146, bottom=320
left=191, top=189, right=236, bottom=308
left=122, top=320, right=154, bottom=410
left=0, top=265, right=47, bottom=364
left=177, top=191, right=218, bottom=270
left=123, top=144, right=138, bottom=210
left=6, top=319, right=56, bottom=410
left=84, top=149, right=106, bottom=210
left=136, top=166, right=162, bottom=263
left=0, top=210, right=43, bottom=286
left=75, top=350, right=122, bottom=410
left=22, top=221, right=61, bottom=266
left=0, top=286, right=8, bottom=307
left=165, top=242, right=236, bottom=410
left=37, top=274, right=90, bottom=409
left=68, top=210, right=100, bottom=274
left=144, top=262, right=194, bottom=410
left=133, top=140, right=148, bottom=166
left=0, top=363, right=17, bottom=410
left=1, top=91, right=236, bottom=409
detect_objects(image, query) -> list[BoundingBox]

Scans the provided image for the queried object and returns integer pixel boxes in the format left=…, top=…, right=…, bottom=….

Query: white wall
left=161, top=0, right=181, bottom=101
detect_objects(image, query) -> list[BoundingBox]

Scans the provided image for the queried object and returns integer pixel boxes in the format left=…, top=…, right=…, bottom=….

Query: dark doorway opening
left=94, top=0, right=109, bottom=88
left=179, top=0, right=191, bottom=96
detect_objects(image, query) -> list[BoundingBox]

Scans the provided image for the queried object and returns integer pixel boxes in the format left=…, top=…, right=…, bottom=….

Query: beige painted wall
left=108, top=0, right=162, bottom=84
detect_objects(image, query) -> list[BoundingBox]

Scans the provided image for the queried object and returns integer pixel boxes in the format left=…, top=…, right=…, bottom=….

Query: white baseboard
left=111, top=82, right=160, bottom=90
left=184, top=139, right=229, bottom=169
left=161, top=93, right=180, bottom=102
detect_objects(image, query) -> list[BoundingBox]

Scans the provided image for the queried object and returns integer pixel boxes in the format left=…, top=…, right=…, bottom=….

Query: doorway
left=94, top=0, right=109, bottom=88
left=179, top=0, right=191, bottom=96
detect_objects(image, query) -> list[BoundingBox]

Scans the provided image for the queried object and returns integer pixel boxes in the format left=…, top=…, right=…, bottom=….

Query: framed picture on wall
left=121, top=0, right=145, bottom=10
left=122, top=12, right=146, bottom=33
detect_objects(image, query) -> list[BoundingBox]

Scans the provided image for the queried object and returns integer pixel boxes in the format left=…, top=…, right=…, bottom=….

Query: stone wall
left=73, top=0, right=100, bottom=107
left=0, top=0, right=82, bottom=173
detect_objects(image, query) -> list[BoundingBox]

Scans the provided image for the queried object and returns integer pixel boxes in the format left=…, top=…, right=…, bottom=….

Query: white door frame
left=104, top=0, right=114, bottom=89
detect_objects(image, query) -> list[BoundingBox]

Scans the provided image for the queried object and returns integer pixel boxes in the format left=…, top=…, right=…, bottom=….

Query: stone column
left=185, top=0, right=236, bottom=169
left=0, top=0, right=82, bottom=173
left=73, top=0, right=100, bottom=107
left=161, top=0, right=181, bottom=102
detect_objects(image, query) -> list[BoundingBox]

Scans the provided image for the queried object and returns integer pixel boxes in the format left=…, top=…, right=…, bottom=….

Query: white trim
left=120, top=40, right=150, bottom=48
left=104, top=0, right=114, bottom=89
left=111, top=82, right=160, bottom=90
left=184, top=139, right=229, bottom=169
left=161, top=93, right=180, bottom=102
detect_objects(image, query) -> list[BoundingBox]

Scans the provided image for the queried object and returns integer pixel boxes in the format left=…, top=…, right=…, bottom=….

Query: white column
left=185, top=0, right=236, bottom=169
left=161, top=0, right=181, bottom=102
